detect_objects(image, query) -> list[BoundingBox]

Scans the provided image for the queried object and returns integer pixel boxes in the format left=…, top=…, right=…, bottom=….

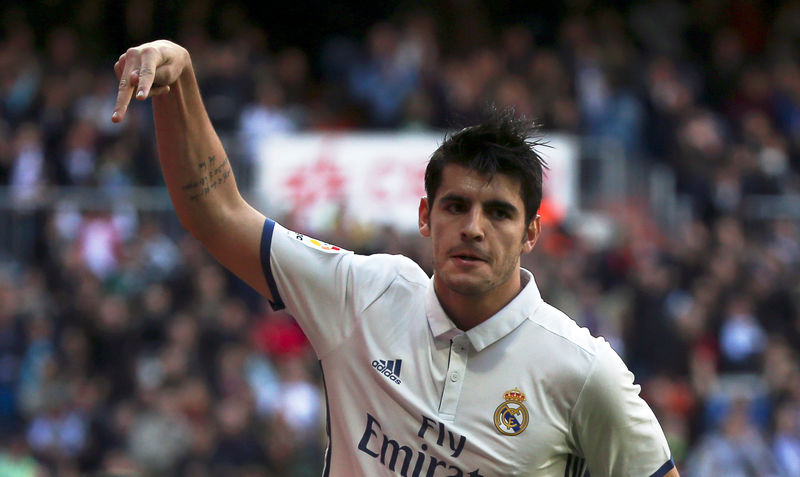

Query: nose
left=460, top=208, right=485, bottom=242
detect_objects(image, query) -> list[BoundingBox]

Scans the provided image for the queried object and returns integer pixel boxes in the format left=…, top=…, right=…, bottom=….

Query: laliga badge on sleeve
left=288, top=230, right=346, bottom=253
left=494, top=388, right=529, bottom=436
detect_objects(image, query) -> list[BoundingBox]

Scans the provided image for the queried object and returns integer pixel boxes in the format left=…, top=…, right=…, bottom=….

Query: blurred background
left=2, top=0, right=800, bottom=476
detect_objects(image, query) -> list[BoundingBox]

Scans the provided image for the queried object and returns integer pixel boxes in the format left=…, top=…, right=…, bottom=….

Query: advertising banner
left=255, top=132, right=577, bottom=233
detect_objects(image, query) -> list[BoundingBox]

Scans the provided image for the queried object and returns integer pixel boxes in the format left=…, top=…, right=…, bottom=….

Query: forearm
left=112, top=40, right=269, bottom=298
left=151, top=61, right=244, bottom=242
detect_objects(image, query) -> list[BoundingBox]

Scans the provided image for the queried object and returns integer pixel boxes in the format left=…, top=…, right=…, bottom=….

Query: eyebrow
left=438, top=194, right=520, bottom=216
left=438, top=193, right=467, bottom=204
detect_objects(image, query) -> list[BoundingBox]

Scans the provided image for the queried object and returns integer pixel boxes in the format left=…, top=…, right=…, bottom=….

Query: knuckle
left=118, top=78, right=128, bottom=89
left=139, top=66, right=154, bottom=77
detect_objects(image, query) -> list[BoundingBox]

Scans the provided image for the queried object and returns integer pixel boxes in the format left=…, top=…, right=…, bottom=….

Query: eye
left=489, top=208, right=511, bottom=220
left=445, top=202, right=466, bottom=214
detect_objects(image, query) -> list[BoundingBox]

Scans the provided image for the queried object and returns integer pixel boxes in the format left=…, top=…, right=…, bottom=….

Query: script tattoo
left=182, top=155, right=232, bottom=202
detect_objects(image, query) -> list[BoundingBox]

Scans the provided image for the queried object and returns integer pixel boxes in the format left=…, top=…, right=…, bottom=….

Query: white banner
left=255, top=132, right=577, bottom=233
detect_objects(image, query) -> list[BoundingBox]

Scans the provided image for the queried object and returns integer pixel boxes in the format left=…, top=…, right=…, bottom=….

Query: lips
left=449, top=248, right=489, bottom=263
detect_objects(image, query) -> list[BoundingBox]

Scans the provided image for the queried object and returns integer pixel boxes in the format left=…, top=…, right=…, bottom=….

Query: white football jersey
left=261, top=219, right=675, bottom=477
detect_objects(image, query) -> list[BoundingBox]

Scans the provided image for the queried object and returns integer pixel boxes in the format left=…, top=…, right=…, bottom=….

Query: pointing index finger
left=135, top=47, right=159, bottom=100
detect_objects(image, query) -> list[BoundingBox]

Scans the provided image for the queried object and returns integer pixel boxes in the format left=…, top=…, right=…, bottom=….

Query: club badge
left=494, top=388, right=529, bottom=436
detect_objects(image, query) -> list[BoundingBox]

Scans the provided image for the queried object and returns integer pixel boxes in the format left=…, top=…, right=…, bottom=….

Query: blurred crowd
left=2, top=1, right=800, bottom=476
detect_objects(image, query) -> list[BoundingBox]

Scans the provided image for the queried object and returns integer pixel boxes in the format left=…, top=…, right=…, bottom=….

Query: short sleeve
left=571, top=342, right=674, bottom=477
left=260, top=219, right=425, bottom=357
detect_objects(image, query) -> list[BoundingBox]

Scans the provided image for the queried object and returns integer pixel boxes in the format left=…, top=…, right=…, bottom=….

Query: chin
left=441, top=274, right=492, bottom=296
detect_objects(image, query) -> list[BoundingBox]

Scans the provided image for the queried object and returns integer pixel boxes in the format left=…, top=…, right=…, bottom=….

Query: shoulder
left=526, top=302, right=609, bottom=359
left=352, top=253, right=429, bottom=288
left=520, top=301, right=632, bottom=396
left=343, top=253, right=427, bottom=315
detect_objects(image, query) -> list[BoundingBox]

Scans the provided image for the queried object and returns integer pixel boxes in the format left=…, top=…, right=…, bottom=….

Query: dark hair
left=424, top=109, right=547, bottom=224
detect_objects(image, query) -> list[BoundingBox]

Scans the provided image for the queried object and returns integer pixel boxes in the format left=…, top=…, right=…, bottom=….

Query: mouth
left=450, top=250, right=488, bottom=264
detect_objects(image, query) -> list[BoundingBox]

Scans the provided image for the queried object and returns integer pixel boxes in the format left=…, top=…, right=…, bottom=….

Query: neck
left=434, top=271, right=523, bottom=331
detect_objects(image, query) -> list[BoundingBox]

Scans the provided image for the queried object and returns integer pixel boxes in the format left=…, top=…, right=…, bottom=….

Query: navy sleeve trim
left=649, top=457, right=675, bottom=477
left=260, top=219, right=285, bottom=310
left=319, top=360, right=332, bottom=477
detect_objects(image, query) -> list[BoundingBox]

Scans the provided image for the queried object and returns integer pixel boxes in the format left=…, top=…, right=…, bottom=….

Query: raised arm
left=112, top=40, right=272, bottom=300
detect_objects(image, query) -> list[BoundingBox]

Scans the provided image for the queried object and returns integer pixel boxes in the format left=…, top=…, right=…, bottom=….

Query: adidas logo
left=372, top=359, right=402, bottom=385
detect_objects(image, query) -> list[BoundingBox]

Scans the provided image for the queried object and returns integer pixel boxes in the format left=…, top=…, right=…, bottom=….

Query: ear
left=521, top=215, right=541, bottom=254
left=418, top=197, right=431, bottom=237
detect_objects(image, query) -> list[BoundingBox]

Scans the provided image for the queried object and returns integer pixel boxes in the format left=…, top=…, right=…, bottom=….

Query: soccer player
left=112, top=40, right=680, bottom=477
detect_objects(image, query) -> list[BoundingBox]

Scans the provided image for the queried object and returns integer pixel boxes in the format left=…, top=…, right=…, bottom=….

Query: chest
left=324, top=296, right=586, bottom=476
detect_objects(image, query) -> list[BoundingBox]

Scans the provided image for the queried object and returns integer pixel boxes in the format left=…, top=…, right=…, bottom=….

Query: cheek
left=430, top=220, right=456, bottom=243
left=498, top=230, right=527, bottom=260
left=430, top=232, right=448, bottom=261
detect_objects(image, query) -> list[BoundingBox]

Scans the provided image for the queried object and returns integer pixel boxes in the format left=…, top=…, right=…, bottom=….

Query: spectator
left=0, top=436, right=41, bottom=477
left=686, top=397, right=780, bottom=476
left=773, top=402, right=800, bottom=476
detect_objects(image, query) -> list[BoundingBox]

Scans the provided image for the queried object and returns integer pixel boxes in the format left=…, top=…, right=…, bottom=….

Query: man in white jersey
left=111, top=40, right=680, bottom=477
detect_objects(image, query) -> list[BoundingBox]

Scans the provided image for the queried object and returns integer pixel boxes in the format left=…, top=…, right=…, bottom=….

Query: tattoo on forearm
left=182, top=155, right=232, bottom=201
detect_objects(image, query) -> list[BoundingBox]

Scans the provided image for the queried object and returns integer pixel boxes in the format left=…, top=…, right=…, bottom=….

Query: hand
left=111, top=40, right=190, bottom=123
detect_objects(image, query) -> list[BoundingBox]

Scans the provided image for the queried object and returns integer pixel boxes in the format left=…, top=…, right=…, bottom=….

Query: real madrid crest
left=494, top=388, right=529, bottom=436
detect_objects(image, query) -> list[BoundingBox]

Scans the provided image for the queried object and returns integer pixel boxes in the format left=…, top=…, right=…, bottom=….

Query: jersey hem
left=260, top=219, right=285, bottom=310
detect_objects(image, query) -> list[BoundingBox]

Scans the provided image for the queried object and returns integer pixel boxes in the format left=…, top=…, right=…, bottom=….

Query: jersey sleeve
left=570, top=342, right=675, bottom=477
left=259, top=219, right=424, bottom=357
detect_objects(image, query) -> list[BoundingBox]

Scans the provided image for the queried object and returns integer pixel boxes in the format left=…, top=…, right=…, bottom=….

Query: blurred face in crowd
left=419, top=164, right=540, bottom=303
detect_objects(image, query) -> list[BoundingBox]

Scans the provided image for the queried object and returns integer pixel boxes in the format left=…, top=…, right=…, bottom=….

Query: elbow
left=177, top=213, right=221, bottom=246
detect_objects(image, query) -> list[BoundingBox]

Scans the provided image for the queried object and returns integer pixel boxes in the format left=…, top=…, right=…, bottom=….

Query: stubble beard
left=437, top=253, right=520, bottom=298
